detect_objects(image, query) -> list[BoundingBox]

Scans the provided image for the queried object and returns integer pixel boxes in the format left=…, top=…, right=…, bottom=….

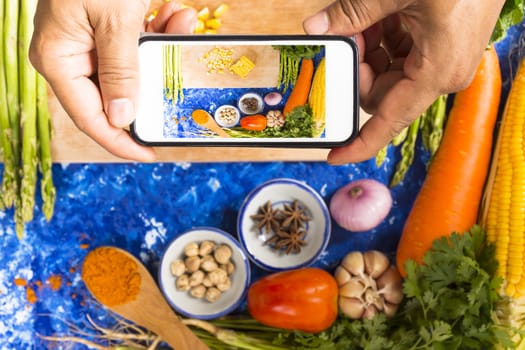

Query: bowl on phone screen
left=214, top=105, right=241, bottom=128
left=238, top=93, right=264, bottom=115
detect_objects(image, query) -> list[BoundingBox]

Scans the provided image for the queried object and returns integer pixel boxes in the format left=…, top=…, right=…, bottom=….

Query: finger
left=381, top=14, right=412, bottom=58
left=328, top=77, right=437, bottom=164
left=92, top=5, right=146, bottom=128
left=164, top=7, right=198, bottom=34
left=303, top=0, right=404, bottom=35
left=145, top=0, right=181, bottom=32
left=360, top=69, right=404, bottom=112
left=49, top=67, right=156, bottom=162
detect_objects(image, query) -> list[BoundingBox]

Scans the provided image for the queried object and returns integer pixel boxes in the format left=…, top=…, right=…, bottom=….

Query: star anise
left=273, top=228, right=307, bottom=254
left=250, top=200, right=281, bottom=233
left=280, top=200, right=311, bottom=231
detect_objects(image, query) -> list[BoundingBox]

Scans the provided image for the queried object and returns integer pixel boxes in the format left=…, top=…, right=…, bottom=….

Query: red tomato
left=240, top=115, right=267, bottom=131
left=247, top=267, right=338, bottom=333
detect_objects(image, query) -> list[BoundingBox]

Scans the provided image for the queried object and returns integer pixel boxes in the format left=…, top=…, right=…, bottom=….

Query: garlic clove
left=341, top=251, right=365, bottom=276
left=340, top=278, right=366, bottom=299
left=339, top=297, right=365, bottom=320
left=334, top=266, right=352, bottom=286
left=376, top=266, right=404, bottom=305
left=363, top=304, right=378, bottom=320
left=363, top=250, right=390, bottom=279
left=383, top=302, right=399, bottom=318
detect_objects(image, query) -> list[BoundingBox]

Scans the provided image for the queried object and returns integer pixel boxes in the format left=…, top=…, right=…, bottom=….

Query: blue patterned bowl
left=158, top=227, right=251, bottom=319
left=237, top=178, right=331, bottom=271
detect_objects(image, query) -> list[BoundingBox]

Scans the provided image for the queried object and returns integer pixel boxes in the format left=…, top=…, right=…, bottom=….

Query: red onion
left=264, top=92, right=282, bottom=106
left=329, top=179, right=392, bottom=232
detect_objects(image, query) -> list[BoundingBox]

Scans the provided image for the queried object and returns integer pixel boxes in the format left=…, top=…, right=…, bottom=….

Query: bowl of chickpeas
left=158, top=227, right=251, bottom=319
left=214, top=105, right=241, bottom=128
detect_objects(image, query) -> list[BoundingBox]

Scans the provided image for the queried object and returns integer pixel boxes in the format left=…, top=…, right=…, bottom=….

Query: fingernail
left=303, top=10, right=329, bottom=34
left=108, top=98, right=134, bottom=127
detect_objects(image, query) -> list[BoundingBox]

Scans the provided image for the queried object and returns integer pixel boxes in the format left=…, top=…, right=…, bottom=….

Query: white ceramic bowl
left=158, top=227, right=251, bottom=320
left=237, top=178, right=331, bottom=271
left=238, top=92, right=264, bottom=115
left=214, top=105, right=241, bottom=127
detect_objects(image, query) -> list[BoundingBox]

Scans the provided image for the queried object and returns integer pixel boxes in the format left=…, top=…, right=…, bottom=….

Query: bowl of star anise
left=236, top=178, right=331, bottom=271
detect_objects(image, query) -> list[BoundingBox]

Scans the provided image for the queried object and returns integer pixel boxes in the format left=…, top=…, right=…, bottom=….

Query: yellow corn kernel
left=204, top=29, right=218, bottom=35
left=194, top=19, right=206, bottom=33
left=146, top=9, right=158, bottom=22
left=197, top=7, right=210, bottom=21
left=483, top=57, right=525, bottom=298
left=205, top=18, right=222, bottom=29
left=213, top=3, right=229, bottom=17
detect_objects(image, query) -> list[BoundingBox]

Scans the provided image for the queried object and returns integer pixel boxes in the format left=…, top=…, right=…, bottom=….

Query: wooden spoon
left=192, top=109, right=231, bottom=138
left=83, top=247, right=209, bottom=350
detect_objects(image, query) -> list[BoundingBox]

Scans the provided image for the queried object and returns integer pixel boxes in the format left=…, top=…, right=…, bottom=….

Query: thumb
left=93, top=5, right=147, bottom=128
left=303, top=0, right=406, bottom=35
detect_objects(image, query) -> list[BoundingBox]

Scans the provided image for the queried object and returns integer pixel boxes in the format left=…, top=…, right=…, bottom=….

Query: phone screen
left=133, top=35, right=358, bottom=147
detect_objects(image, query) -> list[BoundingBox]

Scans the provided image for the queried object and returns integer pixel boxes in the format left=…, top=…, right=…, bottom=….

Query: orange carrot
left=283, top=58, right=314, bottom=116
left=396, top=46, right=502, bottom=277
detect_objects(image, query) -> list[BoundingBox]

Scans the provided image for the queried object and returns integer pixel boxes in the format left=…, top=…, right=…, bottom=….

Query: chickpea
left=189, top=270, right=205, bottom=287
left=220, top=262, right=235, bottom=275
left=205, top=287, right=222, bottom=303
left=199, top=240, right=215, bottom=256
left=200, top=255, right=219, bottom=272
left=216, top=277, right=231, bottom=292
left=184, top=242, right=199, bottom=257
left=175, top=274, right=190, bottom=291
left=190, top=284, right=207, bottom=299
left=170, top=259, right=185, bottom=277
left=209, top=268, right=228, bottom=285
left=185, top=256, right=201, bottom=273
left=214, top=244, right=232, bottom=265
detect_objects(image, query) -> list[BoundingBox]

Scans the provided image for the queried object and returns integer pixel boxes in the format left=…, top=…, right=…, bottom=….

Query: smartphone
left=132, top=34, right=359, bottom=147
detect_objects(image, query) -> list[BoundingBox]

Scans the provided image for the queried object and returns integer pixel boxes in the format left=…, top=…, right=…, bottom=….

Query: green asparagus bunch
left=0, top=0, right=56, bottom=238
left=376, top=95, right=448, bottom=187
left=163, top=44, right=184, bottom=103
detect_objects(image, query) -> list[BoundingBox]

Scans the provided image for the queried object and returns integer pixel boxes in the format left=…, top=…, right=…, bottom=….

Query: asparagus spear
left=4, top=0, right=21, bottom=164
left=36, top=73, right=56, bottom=221
left=427, top=94, right=448, bottom=159
left=389, top=116, right=421, bottom=187
left=176, top=44, right=184, bottom=102
left=375, top=145, right=388, bottom=167
left=0, top=0, right=16, bottom=210
left=17, top=0, right=39, bottom=237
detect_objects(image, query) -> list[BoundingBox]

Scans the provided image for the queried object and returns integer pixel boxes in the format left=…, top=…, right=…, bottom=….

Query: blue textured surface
left=0, top=21, right=524, bottom=349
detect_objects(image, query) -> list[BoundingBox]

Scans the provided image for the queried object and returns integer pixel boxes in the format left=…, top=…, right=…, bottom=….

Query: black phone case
left=131, top=34, right=359, bottom=148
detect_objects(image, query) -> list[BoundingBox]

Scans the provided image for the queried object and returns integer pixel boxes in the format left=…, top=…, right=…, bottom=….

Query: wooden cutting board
left=181, top=45, right=280, bottom=88
left=50, top=0, right=367, bottom=163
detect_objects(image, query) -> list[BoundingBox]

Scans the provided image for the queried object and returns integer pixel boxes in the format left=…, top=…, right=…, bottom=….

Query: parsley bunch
left=275, top=226, right=513, bottom=350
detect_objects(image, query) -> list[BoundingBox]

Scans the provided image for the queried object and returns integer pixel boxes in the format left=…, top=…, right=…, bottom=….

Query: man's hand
left=30, top=0, right=196, bottom=161
left=304, top=0, right=505, bottom=164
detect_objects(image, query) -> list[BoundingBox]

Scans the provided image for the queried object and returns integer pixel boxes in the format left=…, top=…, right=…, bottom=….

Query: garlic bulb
left=335, top=250, right=403, bottom=319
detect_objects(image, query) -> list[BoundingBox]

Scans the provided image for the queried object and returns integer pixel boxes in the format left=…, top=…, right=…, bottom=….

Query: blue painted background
left=1, top=21, right=524, bottom=349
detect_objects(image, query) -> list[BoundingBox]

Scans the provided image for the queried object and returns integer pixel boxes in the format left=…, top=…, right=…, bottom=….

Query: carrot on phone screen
left=283, top=58, right=314, bottom=116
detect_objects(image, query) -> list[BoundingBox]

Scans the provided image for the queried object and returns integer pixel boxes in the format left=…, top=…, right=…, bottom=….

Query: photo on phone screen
left=133, top=35, right=358, bottom=147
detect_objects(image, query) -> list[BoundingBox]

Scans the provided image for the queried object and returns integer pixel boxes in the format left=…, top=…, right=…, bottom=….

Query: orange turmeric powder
left=82, top=247, right=141, bottom=307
